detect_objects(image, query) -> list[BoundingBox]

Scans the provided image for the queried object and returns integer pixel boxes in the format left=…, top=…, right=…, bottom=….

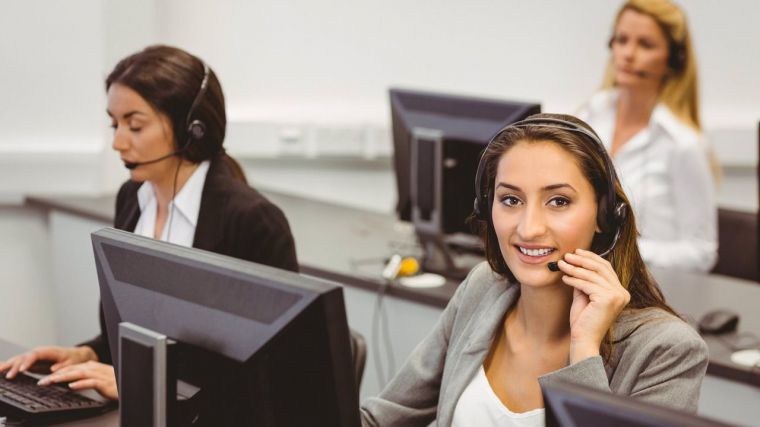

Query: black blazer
left=82, top=155, right=299, bottom=363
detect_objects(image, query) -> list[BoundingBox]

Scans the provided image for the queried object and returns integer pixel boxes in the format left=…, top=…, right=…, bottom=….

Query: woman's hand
left=0, top=346, right=98, bottom=379
left=558, top=249, right=631, bottom=364
left=38, top=361, right=118, bottom=400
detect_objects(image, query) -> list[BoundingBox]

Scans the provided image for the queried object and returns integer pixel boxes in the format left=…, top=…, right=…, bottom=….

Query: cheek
left=552, top=210, right=598, bottom=250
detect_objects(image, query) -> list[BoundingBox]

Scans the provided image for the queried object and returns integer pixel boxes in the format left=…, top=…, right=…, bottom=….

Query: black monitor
left=542, top=379, right=733, bottom=427
left=92, top=228, right=360, bottom=426
left=390, top=88, right=540, bottom=277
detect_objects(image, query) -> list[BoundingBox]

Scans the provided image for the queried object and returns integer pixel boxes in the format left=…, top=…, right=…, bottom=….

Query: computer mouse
left=698, top=309, right=739, bottom=335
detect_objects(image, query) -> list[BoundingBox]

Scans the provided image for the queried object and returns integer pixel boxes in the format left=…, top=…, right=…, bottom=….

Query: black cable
left=371, top=279, right=389, bottom=386
left=164, top=157, right=182, bottom=242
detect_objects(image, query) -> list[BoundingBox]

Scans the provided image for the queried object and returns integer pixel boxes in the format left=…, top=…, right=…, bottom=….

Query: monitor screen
left=542, top=379, right=731, bottom=427
left=92, top=228, right=360, bottom=426
left=390, top=88, right=540, bottom=235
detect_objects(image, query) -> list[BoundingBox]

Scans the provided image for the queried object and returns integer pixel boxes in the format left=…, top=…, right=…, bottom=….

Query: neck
left=151, top=159, right=200, bottom=209
left=616, top=85, right=660, bottom=125
left=511, top=282, right=573, bottom=343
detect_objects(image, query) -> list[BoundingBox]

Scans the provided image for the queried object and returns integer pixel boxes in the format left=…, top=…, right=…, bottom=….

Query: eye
left=129, top=127, right=142, bottom=133
left=548, top=196, right=570, bottom=208
left=109, top=123, right=117, bottom=130
left=613, top=34, right=628, bottom=45
left=499, top=195, right=522, bottom=207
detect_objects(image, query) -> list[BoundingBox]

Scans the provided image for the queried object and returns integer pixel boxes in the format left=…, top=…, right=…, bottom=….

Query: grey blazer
left=360, top=262, right=708, bottom=426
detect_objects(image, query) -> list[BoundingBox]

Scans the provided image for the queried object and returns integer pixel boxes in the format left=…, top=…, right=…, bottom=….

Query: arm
left=638, top=141, right=718, bottom=272
left=360, top=269, right=473, bottom=427
left=539, top=321, right=708, bottom=413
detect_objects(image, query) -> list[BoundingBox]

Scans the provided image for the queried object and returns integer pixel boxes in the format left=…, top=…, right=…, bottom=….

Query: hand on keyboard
left=0, top=346, right=98, bottom=380
left=38, top=361, right=118, bottom=400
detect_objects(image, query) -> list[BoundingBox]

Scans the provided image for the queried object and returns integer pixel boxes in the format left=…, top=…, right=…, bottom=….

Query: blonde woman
left=578, top=0, right=718, bottom=272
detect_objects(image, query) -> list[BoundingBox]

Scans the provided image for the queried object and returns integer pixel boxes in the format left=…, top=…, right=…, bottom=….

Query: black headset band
left=185, top=62, right=210, bottom=129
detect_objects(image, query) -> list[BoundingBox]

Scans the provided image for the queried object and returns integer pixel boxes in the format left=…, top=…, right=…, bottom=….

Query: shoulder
left=215, top=179, right=290, bottom=231
left=615, top=308, right=707, bottom=359
left=651, top=105, right=703, bottom=149
left=450, top=262, right=515, bottom=320
left=577, top=90, right=617, bottom=120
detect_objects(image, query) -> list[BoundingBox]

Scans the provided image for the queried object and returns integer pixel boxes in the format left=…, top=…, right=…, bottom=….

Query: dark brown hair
left=106, top=45, right=246, bottom=182
left=473, top=113, right=679, bottom=359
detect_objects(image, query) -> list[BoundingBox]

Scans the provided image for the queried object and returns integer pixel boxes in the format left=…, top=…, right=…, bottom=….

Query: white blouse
left=577, top=90, right=718, bottom=272
left=134, top=160, right=210, bottom=247
left=451, top=366, right=545, bottom=427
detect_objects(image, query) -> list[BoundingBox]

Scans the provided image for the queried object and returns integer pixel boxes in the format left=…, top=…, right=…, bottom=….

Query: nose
left=111, top=126, right=129, bottom=152
left=516, top=203, right=547, bottom=241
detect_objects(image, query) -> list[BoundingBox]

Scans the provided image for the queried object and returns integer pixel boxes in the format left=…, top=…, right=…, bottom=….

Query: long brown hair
left=473, top=113, right=678, bottom=359
left=106, top=45, right=246, bottom=182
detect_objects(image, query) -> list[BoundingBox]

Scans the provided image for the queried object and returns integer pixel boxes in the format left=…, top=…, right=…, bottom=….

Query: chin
left=507, top=261, right=559, bottom=288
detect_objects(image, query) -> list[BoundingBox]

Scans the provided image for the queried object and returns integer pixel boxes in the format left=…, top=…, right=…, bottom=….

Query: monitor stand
left=417, top=233, right=472, bottom=281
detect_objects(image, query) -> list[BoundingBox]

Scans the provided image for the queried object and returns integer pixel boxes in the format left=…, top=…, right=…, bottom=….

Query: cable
left=164, top=157, right=182, bottom=243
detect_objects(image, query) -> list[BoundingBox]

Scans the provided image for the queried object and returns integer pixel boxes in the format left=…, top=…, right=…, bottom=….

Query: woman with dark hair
left=360, top=114, right=707, bottom=426
left=0, top=45, right=298, bottom=399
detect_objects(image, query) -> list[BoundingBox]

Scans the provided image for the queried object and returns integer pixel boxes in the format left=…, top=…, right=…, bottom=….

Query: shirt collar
left=136, top=160, right=211, bottom=227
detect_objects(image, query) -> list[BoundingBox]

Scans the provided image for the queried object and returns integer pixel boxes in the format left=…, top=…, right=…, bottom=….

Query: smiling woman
left=359, top=113, right=708, bottom=427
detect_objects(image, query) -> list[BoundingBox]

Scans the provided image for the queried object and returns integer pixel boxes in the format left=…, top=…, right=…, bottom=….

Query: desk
left=0, top=339, right=118, bottom=426
left=28, top=192, right=760, bottom=385
left=23, top=191, right=760, bottom=425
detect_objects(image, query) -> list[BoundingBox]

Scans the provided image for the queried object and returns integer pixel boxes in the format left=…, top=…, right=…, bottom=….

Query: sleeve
left=360, top=270, right=473, bottom=427
left=76, top=182, right=135, bottom=362
left=233, top=200, right=299, bottom=273
left=624, top=333, right=708, bottom=412
left=638, top=139, right=718, bottom=272
left=538, top=322, right=709, bottom=413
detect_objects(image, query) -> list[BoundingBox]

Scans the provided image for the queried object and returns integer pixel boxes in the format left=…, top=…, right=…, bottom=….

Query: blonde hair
left=602, top=0, right=722, bottom=181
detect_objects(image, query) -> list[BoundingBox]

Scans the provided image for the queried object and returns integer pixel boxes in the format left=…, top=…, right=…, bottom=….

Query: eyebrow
left=105, top=110, right=148, bottom=120
left=496, top=182, right=577, bottom=193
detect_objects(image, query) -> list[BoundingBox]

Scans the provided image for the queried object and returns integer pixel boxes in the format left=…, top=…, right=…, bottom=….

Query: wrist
left=75, top=346, right=98, bottom=363
left=569, top=341, right=600, bottom=365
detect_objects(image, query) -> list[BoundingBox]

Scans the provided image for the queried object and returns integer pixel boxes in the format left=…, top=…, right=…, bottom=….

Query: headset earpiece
left=668, top=41, right=686, bottom=73
left=187, top=119, right=206, bottom=141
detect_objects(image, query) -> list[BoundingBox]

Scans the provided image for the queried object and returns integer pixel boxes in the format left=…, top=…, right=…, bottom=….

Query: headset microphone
left=123, top=150, right=183, bottom=170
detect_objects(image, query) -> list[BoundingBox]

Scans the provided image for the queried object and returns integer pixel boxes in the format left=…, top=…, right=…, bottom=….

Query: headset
left=472, top=117, right=627, bottom=271
left=124, top=62, right=211, bottom=170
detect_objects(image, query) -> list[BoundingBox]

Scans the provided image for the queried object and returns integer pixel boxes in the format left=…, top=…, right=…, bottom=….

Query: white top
left=451, top=366, right=545, bottom=427
left=133, top=161, right=211, bottom=247
left=577, top=90, right=718, bottom=272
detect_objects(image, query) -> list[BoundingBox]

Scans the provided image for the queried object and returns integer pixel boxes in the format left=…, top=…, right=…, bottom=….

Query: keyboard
left=0, top=372, right=109, bottom=415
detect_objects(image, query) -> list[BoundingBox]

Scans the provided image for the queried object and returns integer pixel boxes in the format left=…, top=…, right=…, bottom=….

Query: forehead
left=616, top=8, right=667, bottom=40
left=495, top=140, right=591, bottom=190
left=106, top=83, right=155, bottom=116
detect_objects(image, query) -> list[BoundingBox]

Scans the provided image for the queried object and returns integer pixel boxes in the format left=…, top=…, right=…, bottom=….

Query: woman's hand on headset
left=557, top=248, right=630, bottom=364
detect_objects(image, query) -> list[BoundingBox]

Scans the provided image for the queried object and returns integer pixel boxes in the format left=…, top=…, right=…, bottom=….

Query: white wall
left=2, top=1, right=759, bottom=197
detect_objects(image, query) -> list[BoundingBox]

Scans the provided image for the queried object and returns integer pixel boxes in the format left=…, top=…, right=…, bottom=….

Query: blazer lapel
left=437, top=283, right=519, bottom=425
left=192, top=156, right=229, bottom=252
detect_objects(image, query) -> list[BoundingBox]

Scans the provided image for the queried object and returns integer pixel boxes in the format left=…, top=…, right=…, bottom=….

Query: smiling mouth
left=515, top=245, right=556, bottom=257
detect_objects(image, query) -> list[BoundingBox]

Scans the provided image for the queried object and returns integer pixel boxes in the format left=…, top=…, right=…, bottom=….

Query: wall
left=1, top=1, right=758, bottom=200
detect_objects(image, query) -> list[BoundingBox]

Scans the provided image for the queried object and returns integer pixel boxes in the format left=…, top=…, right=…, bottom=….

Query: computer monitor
left=390, top=88, right=540, bottom=277
left=542, top=379, right=733, bottom=427
left=92, top=228, right=360, bottom=426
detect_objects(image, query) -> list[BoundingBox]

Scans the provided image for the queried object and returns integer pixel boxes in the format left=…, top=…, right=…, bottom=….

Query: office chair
left=349, top=329, right=367, bottom=391
left=711, top=208, right=760, bottom=282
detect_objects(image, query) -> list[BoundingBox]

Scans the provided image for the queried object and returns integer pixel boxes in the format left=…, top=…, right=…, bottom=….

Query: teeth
left=518, top=247, right=553, bottom=257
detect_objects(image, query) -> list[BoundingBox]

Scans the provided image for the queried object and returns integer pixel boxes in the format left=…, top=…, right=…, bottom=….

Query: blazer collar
left=192, top=155, right=232, bottom=252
